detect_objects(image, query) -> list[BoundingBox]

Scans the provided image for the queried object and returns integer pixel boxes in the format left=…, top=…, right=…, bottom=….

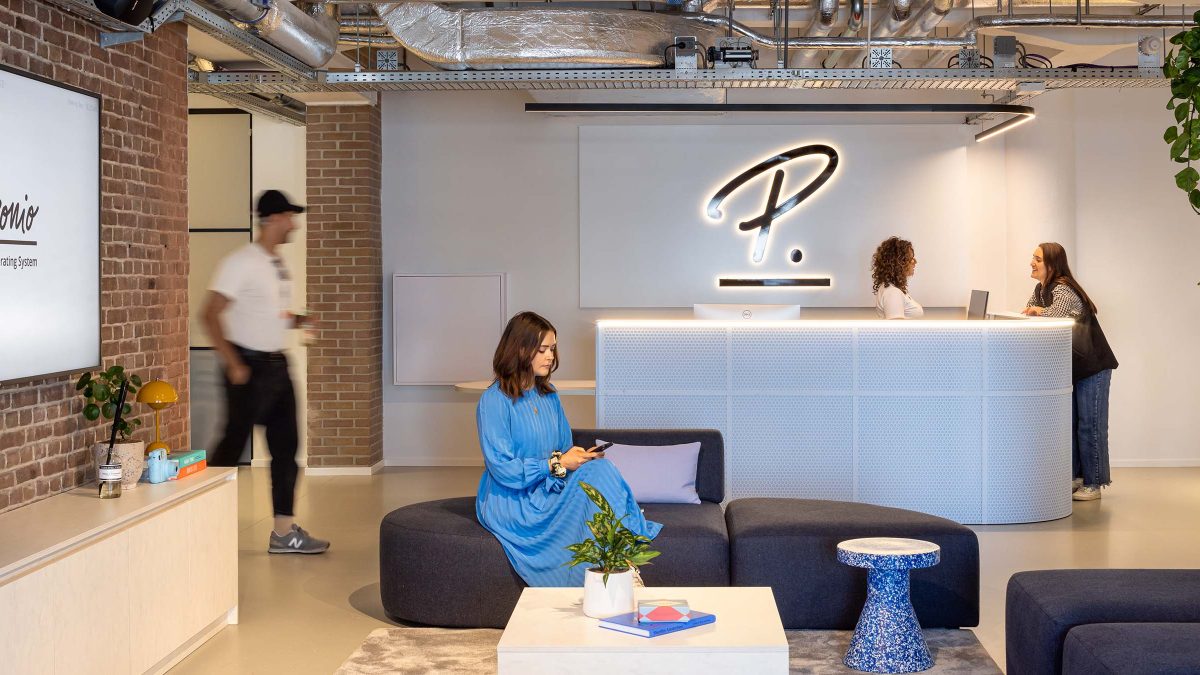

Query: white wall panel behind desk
left=580, top=125, right=972, bottom=308
left=381, top=90, right=1006, bottom=466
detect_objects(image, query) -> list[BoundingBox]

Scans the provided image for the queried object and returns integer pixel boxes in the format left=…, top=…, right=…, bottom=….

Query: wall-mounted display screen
left=0, top=65, right=100, bottom=383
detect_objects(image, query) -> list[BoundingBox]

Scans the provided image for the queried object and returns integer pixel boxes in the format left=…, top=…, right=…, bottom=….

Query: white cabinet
left=0, top=469, right=238, bottom=675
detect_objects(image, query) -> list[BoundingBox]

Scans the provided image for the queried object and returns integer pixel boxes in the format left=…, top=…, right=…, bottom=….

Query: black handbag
left=1071, top=306, right=1118, bottom=383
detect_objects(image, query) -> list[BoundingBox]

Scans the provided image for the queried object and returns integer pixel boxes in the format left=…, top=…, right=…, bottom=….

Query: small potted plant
left=565, top=481, right=661, bottom=618
left=77, top=366, right=144, bottom=490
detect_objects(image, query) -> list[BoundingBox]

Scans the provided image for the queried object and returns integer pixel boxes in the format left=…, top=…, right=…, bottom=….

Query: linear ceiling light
left=523, top=103, right=1035, bottom=142
left=973, top=112, right=1036, bottom=142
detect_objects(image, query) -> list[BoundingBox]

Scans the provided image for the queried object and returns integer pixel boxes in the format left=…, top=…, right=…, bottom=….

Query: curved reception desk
left=595, top=319, right=1074, bottom=525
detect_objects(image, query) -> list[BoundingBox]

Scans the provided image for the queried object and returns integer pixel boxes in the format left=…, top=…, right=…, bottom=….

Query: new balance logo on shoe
left=289, top=537, right=302, bottom=549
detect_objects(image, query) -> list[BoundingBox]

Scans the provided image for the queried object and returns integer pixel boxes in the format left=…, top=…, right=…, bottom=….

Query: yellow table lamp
left=137, top=379, right=179, bottom=455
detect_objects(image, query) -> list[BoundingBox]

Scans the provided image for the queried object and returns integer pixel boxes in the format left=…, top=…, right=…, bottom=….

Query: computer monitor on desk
left=967, top=290, right=989, bottom=320
left=693, top=304, right=802, bottom=320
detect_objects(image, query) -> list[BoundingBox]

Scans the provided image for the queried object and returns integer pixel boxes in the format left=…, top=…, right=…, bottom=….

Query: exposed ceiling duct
left=835, top=0, right=911, bottom=67
left=200, top=0, right=340, bottom=68
left=819, top=0, right=864, bottom=67
left=792, top=0, right=840, bottom=68
left=374, top=2, right=727, bottom=69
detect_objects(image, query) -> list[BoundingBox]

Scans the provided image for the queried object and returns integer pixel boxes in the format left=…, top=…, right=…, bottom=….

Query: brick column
left=305, top=105, right=383, bottom=469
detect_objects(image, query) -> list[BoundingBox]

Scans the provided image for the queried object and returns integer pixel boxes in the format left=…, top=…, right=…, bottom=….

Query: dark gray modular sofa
left=379, top=428, right=981, bottom=631
left=378, top=429, right=729, bottom=628
left=726, top=498, right=979, bottom=629
left=1006, top=569, right=1200, bottom=674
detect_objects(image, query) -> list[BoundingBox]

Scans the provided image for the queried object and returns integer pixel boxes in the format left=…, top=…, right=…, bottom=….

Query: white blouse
left=876, top=284, right=925, bottom=320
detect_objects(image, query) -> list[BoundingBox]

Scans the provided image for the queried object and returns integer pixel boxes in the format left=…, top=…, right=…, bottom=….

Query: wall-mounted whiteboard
left=392, top=273, right=507, bottom=385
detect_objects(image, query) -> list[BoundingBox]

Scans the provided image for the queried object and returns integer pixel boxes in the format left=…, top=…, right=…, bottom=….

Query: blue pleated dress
left=475, top=382, right=662, bottom=586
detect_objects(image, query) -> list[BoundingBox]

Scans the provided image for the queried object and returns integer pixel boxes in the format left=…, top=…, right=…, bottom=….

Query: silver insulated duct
left=375, top=2, right=724, bottom=69
left=203, top=0, right=340, bottom=68
left=793, top=0, right=839, bottom=68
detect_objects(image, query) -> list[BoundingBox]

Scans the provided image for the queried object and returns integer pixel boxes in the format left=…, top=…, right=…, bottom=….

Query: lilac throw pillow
left=597, top=440, right=702, bottom=504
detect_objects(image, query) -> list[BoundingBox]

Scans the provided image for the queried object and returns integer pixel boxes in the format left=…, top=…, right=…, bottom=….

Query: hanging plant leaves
left=1176, top=167, right=1199, bottom=191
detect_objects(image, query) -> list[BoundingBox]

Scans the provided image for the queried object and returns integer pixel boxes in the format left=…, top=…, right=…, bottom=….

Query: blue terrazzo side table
left=837, top=537, right=941, bottom=673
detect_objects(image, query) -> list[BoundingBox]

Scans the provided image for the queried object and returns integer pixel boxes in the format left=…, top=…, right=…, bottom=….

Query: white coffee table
left=497, top=586, right=788, bottom=674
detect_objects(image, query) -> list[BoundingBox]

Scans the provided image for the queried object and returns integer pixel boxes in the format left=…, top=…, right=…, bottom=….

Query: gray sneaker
left=269, top=524, right=330, bottom=554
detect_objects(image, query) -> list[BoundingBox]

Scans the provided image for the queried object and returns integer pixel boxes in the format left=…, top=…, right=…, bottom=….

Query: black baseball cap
left=256, top=189, right=306, bottom=218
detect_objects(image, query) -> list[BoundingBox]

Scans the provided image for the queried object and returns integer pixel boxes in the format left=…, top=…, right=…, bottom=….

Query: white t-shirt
left=208, top=243, right=292, bottom=352
left=875, top=284, right=924, bottom=320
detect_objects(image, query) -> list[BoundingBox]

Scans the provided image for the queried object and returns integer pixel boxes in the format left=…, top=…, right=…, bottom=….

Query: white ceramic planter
left=93, top=441, right=146, bottom=491
left=582, top=568, right=636, bottom=619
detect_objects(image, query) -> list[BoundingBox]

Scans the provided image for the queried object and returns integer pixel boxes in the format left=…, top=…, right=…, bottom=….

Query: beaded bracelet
left=549, top=454, right=567, bottom=479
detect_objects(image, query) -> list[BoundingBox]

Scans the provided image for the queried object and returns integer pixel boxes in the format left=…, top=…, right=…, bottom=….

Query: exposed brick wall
left=306, top=105, right=383, bottom=468
left=0, top=1, right=189, bottom=512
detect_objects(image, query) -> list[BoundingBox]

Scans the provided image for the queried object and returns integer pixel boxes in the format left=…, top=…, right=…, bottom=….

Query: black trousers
left=210, top=346, right=299, bottom=517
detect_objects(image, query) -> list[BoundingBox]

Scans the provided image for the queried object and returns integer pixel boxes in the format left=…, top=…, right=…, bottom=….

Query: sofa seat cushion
left=640, top=502, right=729, bottom=586
left=1063, top=623, right=1200, bottom=675
left=380, top=496, right=732, bottom=628
left=380, top=497, right=526, bottom=629
left=1006, top=569, right=1200, bottom=675
left=727, top=498, right=979, bottom=630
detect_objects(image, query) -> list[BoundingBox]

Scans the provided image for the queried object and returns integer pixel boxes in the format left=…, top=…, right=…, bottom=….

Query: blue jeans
left=1072, top=369, right=1113, bottom=488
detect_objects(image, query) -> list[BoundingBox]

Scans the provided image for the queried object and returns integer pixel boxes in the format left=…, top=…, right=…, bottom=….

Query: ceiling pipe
left=820, top=0, right=863, bottom=66
left=793, top=0, right=840, bottom=67
left=907, top=0, right=967, bottom=37
left=874, top=0, right=914, bottom=39
left=685, top=11, right=967, bottom=48
left=339, top=34, right=400, bottom=44
left=200, top=0, right=339, bottom=67
left=838, top=0, right=912, bottom=66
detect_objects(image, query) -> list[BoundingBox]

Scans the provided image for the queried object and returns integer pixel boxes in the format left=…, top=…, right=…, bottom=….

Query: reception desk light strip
left=595, top=320, right=1074, bottom=525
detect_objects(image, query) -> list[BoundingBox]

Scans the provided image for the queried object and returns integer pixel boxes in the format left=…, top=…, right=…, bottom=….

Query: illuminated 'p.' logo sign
left=707, top=144, right=839, bottom=264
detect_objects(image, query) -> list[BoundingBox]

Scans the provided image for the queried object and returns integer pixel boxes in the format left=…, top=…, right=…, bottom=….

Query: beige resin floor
left=169, top=466, right=1200, bottom=674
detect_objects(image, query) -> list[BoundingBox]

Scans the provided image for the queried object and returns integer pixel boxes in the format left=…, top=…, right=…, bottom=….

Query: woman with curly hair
left=871, top=236, right=924, bottom=320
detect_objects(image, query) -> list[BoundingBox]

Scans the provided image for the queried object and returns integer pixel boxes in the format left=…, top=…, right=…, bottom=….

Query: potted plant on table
left=77, top=366, right=145, bottom=490
left=565, top=481, right=661, bottom=618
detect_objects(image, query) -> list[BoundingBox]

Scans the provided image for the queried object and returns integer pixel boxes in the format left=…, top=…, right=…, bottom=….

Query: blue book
left=598, top=610, right=716, bottom=637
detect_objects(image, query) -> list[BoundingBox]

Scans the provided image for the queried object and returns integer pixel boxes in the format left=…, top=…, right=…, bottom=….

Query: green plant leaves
left=1176, top=167, right=1200, bottom=191
left=565, top=480, right=661, bottom=575
left=77, top=365, right=147, bottom=439
left=1167, top=126, right=1180, bottom=143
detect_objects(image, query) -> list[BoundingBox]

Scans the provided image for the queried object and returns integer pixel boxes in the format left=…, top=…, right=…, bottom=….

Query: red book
left=175, top=460, right=207, bottom=479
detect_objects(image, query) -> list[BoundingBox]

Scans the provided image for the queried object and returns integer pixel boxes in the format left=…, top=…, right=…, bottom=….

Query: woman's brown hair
left=493, top=311, right=558, bottom=400
left=1037, top=242, right=1098, bottom=314
left=871, top=236, right=915, bottom=294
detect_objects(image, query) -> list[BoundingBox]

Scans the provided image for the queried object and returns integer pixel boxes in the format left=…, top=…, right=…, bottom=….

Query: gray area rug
left=336, top=627, right=1001, bottom=674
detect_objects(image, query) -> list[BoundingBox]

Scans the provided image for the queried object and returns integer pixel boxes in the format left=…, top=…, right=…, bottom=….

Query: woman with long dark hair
left=474, top=311, right=661, bottom=585
left=1023, top=243, right=1119, bottom=501
left=871, top=236, right=924, bottom=319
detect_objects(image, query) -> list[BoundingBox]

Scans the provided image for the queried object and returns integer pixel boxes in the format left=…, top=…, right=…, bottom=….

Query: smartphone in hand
left=588, top=441, right=614, bottom=453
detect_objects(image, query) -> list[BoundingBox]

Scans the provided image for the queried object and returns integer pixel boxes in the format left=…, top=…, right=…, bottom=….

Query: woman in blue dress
left=475, top=311, right=662, bottom=586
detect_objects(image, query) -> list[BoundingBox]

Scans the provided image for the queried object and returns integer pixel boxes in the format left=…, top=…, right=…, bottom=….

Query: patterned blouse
left=1026, top=282, right=1085, bottom=318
